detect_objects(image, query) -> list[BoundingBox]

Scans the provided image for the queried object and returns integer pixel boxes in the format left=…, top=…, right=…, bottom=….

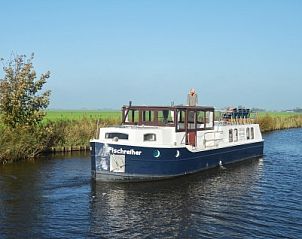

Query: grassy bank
left=0, top=111, right=120, bottom=163
left=43, top=110, right=302, bottom=147
left=1, top=110, right=302, bottom=163
left=45, top=110, right=120, bottom=121
left=255, top=113, right=302, bottom=132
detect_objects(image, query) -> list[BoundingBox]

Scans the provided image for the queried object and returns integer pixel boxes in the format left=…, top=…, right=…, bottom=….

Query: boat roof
left=122, top=105, right=214, bottom=111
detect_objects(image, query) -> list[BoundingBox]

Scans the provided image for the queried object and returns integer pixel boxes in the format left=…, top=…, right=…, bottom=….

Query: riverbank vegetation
left=40, top=110, right=302, bottom=147
left=255, top=113, right=302, bottom=132
left=0, top=114, right=120, bottom=163
left=0, top=54, right=51, bottom=163
left=1, top=109, right=302, bottom=164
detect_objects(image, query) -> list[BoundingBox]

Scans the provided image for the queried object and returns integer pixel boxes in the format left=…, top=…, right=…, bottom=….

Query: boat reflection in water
left=89, top=157, right=264, bottom=238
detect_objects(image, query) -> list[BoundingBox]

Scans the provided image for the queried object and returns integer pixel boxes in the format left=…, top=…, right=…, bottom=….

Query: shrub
left=0, top=124, right=54, bottom=163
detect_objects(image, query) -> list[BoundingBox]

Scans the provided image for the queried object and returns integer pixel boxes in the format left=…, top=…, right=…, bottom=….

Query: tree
left=0, top=53, right=51, bottom=128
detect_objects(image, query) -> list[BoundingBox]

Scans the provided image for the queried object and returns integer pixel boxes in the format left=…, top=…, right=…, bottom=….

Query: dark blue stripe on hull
left=91, top=141, right=264, bottom=181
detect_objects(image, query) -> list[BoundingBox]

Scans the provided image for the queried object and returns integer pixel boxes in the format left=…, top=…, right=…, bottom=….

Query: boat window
left=127, top=110, right=139, bottom=124
left=177, top=110, right=186, bottom=131
left=197, top=111, right=205, bottom=124
left=188, top=111, right=195, bottom=123
left=142, top=110, right=155, bottom=123
left=234, top=129, right=238, bottom=142
left=158, top=110, right=173, bottom=124
left=229, top=129, right=233, bottom=142
left=206, top=111, right=214, bottom=128
left=246, top=128, right=250, bottom=140
left=144, top=133, right=156, bottom=141
left=178, top=110, right=185, bottom=123
left=105, top=133, right=129, bottom=140
left=251, top=127, right=254, bottom=139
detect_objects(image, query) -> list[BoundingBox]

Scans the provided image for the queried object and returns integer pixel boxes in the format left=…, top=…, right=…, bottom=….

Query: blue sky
left=0, top=0, right=301, bottom=110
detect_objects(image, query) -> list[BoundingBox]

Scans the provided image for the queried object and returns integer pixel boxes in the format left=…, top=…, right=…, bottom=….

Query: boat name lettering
left=109, top=147, right=142, bottom=156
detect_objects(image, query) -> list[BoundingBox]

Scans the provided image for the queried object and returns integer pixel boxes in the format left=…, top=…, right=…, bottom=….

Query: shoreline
left=45, top=115, right=302, bottom=154
left=1, top=113, right=302, bottom=163
left=46, top=145, right=90, bottom=153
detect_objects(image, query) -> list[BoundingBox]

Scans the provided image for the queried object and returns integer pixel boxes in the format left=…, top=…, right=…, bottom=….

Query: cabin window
left=234, top=129, right=238, bottom=142
left=205, top=111, right=214, bottom=128
left=197, top=111, right=205, bottom=124
left=144, top=133, right=156, bottom=141
left=251, top=127, right=254, bottom=139
left=125, top=109, right=140, bottom=124
left=178, top=110, right=185, bottom=123
left=229, top=129, right=233, bottom=142
left=246, top=128, right=250, bottom=140
left=177, top=110, right=186, bottom=130
left=142, top=110, right=155, bottom=123
left=105, top=133, right=129, bottom=140
left=186, top=111, right=195, bottom=124
left=158, top=110, right=173, bottom=124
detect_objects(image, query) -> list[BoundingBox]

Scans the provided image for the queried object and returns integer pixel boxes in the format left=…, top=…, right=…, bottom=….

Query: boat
left=90, top=90, right=264, bottom=182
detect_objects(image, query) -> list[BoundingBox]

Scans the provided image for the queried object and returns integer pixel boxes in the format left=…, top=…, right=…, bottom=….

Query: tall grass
left=256, top=114, right=302, bottom=132
left=48, top=117, right=120, bottom=148
left=0, top=125, right=56, bottom=163
left=0, top=117, right=120, bottom=163
left=48, top=112, right=302, bottom=149
left=1, top=110, right=302, bottom=163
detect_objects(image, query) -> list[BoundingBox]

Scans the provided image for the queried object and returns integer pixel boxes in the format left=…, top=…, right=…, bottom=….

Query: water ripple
left=1, top=129, right=302, bottom=238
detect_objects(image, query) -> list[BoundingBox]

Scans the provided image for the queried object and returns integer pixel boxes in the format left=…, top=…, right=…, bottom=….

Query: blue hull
left=90, top=141, right=264, bottom=182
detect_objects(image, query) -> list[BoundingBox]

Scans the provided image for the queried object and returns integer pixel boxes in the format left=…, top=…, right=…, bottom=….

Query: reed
left=1, top=111, right=302, bottom=163
left=0, top=117, right=119, bottom=163
left=0, top=124, right=55, bottom=163
left=48, top=112, right=302, bottom=150
left=48, top=117, right=120, bottom=148
left=255, top=114, right=302, bottom=132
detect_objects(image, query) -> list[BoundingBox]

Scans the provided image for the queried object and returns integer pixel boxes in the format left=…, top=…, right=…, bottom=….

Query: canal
left=1, top=128, right=302, bottom=238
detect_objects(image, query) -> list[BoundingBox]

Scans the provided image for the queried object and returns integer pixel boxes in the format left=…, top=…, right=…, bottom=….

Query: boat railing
left=217, top=118, right=256, bottom=126
left=217, top=108, right=257, bottom=126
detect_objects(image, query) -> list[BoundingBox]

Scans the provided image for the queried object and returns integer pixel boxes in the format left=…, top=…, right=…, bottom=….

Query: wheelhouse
left=122, top=105, right=215, bottom=145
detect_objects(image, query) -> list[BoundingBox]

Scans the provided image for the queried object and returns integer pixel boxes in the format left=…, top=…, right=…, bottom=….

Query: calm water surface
left=1, top=128, right=302, bottom=238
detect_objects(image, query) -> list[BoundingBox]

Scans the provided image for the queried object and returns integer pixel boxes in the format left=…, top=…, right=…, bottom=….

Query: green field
left=45, top=110, right=120, bottom=121
left=44, top=110, right=301, bottom=122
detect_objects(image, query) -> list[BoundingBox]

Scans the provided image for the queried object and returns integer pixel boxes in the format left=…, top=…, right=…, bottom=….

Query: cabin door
left=188, top=131, right=196, bottom=146
left=186, top=110, right=197, bottom=146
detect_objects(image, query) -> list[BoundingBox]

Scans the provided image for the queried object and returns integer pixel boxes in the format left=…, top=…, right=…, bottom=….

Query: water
left=1, top=128, right=302, bottom=238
